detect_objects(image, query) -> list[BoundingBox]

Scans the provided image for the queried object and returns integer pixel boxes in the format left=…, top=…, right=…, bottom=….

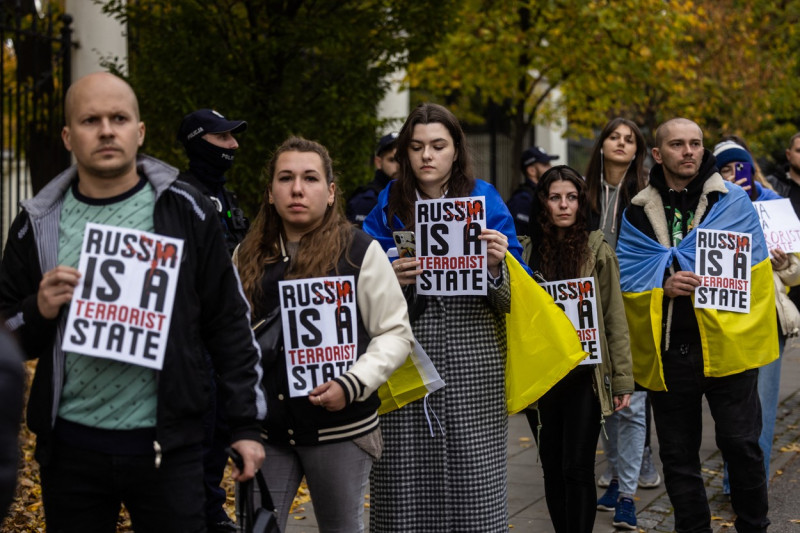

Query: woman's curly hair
left=536, top=165, right=589, bottom=280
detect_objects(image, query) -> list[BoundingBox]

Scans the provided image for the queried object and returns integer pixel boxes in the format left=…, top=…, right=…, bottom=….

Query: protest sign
left=753, top=198, right=800, bottom=253
left=62, top=223, right=184, bottom=370
left=279, top=276, right=358, bottom=397
left=541, top=277, right=600, bottom=365
left=694, top=228, right=751, bottom=313
left=415, top=196, right=487, bottom=296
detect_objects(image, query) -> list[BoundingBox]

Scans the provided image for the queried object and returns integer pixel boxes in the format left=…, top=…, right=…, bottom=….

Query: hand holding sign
left=770, top=247, right=789, bottom=270
left=478, top=229, right=508, bottom=278
left=393, top=257, right=423, bottom=286
left=309, top=380, right=346, bottom=411
left=38, top=265, right=81, bottom=319
left=664, top=271, right=702, bottom=298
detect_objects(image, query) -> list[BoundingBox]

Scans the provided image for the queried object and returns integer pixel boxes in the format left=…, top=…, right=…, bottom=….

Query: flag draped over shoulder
left=617, top=182, right=779, bottom=391
left=505, top=253, right=587, bottom=414
left=378, top=252, right=587, bottom=415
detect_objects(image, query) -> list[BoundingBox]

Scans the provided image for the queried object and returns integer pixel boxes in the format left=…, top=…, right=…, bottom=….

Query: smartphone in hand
left=393, top=231, right=416, bottom=258
left=734, top=162, right=753, bottom=191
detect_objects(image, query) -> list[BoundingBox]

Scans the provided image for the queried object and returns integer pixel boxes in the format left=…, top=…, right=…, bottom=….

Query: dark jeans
left=650, top=343, right=768, bottom=533
left=526, top=367, right=601, bottom=533
left=40, top=441, right=206, bottom=533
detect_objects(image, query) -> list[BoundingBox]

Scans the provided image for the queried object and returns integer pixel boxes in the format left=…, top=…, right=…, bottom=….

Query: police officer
left=507, top=146, right=559, bottom=237
left=346, top=132, right=399, bottom=227
left=178, top=109, right=249, bottom=254
left=178, top=108, right=249, bottom=532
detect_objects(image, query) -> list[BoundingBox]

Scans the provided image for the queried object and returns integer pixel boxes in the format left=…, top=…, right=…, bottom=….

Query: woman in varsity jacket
left=235, top=136, right=413, bottom=533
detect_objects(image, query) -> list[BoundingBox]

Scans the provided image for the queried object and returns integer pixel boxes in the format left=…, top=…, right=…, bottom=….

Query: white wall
left=532, top=87, right=568, bottom=165
left=65, top=0, right=127, bottom=79
left=376, top=68, right=410, bottom=134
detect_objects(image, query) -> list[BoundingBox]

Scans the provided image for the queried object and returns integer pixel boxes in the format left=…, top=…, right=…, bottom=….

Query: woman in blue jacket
left=363, top=102, right=526, bottom=532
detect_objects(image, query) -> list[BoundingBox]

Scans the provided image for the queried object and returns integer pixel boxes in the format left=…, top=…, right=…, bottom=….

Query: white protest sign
left=62, top=223, right=184, bottom=370
left=279, top=276, right=358, bottom=397
left=752, top=198, right=800, bottom=253
left=694, top=228, right=751, bottom=313
left=541, top=277, right=601, bottom=365
left=415, top=196, right=487, bottom=296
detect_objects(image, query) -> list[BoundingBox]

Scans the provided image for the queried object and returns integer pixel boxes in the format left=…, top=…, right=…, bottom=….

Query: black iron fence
left=0, top=1, right=73, bottom=253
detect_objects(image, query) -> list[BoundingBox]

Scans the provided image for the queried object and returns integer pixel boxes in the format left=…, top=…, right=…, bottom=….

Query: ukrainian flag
left=617, top=182, right=779, bottom=391
left=378, top=252, right=587, bottom=415
left=504, top=253, right=587, bottom=413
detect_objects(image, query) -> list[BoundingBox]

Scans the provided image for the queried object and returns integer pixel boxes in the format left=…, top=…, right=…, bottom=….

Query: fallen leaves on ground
left=3, top=361, right=309, bottom=531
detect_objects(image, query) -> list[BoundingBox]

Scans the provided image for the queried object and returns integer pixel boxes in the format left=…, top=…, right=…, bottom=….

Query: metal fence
left=0, top=1, right=73, bottom=254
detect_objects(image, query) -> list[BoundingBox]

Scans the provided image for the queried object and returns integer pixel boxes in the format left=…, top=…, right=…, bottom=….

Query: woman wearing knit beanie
left=713, top=138, right=777, bottom=201
left=712, top=137, right=800, bottom=495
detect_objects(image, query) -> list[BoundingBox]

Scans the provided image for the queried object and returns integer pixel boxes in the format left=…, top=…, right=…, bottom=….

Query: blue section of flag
left=617, top=182, right=767, bottom=294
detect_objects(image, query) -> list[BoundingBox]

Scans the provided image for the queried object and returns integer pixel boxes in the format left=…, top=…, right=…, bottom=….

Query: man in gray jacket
left=0, top=72, right=266, bottom=532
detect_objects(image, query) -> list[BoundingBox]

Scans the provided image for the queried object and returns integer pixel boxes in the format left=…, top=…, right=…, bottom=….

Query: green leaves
left=408, top=0, right=800, bottom=171
left=98, top=0, right=458, bottom=212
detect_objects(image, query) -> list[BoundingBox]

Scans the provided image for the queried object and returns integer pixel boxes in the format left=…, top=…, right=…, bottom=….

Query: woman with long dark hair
left=585, top=118, right=655, bottom=530
left=363, top=103, right=527, bottom=532
left=236, top=136, right=413, bottom=532
left=528, top=165, right=634, bottom=533
left=585, top=117, right=648, bottom=248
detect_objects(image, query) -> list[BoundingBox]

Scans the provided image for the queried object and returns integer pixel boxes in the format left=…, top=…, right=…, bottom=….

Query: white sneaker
left=597, top=470, right=613, bottom=488
left=638, top=445, right=661, bottom=488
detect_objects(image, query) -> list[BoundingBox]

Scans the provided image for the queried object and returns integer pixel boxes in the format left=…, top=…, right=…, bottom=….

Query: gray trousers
left=257, top=440, right=371, bottom=533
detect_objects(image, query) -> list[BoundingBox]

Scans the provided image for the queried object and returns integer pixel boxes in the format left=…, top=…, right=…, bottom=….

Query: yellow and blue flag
left=617, top=182, right=778, bottom=390
left=378, top=252, right=587, bottom=415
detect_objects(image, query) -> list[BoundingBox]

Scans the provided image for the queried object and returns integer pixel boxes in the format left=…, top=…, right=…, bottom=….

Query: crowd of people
left=0, top=70, right=793, bottom=533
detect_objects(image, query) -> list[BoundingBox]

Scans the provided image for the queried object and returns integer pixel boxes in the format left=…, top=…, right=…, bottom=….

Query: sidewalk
left=285, top=342, right=800, bottom=532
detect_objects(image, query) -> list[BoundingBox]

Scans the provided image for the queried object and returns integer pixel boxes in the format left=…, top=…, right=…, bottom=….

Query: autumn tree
left=407, top=0, right=704, bottom=177
left=409, top=0, right=800, bottom=175
left=564, top=0, right=800, bottom=159
left=98, top=0, right=457, bottom=213
left=690, top=0, right=800, bottom=169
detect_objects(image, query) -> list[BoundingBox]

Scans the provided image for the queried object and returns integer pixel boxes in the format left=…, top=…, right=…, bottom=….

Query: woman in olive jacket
left=527, top=165, right=634, bottom=533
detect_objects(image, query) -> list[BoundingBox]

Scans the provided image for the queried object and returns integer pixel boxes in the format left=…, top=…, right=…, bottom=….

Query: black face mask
left=186, top=137, right=236, bottom=186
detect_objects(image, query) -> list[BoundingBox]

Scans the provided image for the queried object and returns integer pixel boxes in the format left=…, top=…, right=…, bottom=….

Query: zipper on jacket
left=153, top=440, right=162, bottom=469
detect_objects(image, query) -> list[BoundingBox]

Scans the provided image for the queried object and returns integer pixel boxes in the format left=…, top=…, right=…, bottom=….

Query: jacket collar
left=631, top=170, right=728, bottom=248
left=21, top=154, right=179, bottom=218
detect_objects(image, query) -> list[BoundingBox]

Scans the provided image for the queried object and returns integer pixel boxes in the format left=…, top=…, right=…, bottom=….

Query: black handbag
left=239, top=470, right=281, bottom=533
left=252, top=306, right=283, bottom=368
left=229, top=448, right=281, bottom=533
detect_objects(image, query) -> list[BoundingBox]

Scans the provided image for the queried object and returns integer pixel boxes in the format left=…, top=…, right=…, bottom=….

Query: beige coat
left=774, top=253, right=800, bottom=337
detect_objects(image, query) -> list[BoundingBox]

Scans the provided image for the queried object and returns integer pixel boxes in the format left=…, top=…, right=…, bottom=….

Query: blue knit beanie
left=713, top=140, right=753, bottom=169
